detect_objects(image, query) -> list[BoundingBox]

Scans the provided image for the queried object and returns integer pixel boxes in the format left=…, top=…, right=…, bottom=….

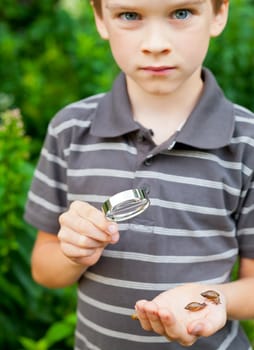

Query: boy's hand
left=135, top=284, right=227, bottom=346
left=58, top=201, right=119, bottom=267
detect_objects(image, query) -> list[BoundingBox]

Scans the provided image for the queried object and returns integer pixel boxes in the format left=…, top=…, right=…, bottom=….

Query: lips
left=142, top=66, right=174, bottom=71
left=140, top=66, right=176, bottom=75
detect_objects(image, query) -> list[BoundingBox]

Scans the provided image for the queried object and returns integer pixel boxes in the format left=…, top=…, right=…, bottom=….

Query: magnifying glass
left=102, top=188, right=150, bottom=222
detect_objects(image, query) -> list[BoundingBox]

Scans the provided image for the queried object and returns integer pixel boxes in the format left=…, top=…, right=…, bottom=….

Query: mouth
left=140, top=66, right=176, bottom=75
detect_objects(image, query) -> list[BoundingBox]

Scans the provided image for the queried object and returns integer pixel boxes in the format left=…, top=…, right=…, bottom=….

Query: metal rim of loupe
left=102, top=188, right=150, bottom=222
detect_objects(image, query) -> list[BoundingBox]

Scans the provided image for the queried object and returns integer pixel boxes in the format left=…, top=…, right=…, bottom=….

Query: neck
left=126, top=70, right=204, bottom=144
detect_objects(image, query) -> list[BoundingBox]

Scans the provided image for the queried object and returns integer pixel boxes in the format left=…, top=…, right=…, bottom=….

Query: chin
left=144, top=86, right=176, bottom=96
left=139, top=79, right=179, bottom=96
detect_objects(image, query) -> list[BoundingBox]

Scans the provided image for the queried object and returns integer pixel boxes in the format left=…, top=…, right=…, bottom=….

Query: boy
left=25, top=0, right=254, bottom=348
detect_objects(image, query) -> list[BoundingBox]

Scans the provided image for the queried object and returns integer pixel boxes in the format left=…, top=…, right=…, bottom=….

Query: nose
left=141, top=21, right=171, bottom=55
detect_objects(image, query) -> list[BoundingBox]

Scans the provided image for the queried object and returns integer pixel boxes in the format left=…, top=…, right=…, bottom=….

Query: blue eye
left=173, top=9, right=191, bottom=20
left=120, top=12, right=140, bottom=21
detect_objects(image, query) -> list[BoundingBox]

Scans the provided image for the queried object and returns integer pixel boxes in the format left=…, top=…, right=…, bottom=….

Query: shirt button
left=138, top=134, right=146, bottom=143
left=142, top=184, right=150, bottom=195
left=144, top=158, right=152, bottom=166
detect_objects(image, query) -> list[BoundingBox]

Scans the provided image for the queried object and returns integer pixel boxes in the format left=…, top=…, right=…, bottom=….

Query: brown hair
left=91, top=0, right=225, bottom=16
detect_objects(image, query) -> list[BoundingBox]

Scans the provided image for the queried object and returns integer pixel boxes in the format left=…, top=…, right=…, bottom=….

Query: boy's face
left=93, top=0, right=229, bottom=96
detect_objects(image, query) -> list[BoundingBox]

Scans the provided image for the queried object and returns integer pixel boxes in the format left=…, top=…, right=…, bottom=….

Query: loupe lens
left=102, top=189, right=150, bottom=222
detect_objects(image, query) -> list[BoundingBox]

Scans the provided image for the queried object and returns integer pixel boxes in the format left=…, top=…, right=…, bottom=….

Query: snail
left=131, top=313, right=139, bottom=320
left=184, top=302, right=207, bottom=311
left=201, top=290, right=221, bottom=304
left=132, top=290, right=221, bottom=316
left=184, top=289, right=221, bottom=311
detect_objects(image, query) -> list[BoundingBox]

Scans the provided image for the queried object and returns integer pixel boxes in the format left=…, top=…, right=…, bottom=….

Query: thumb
left=188, top=320, right=215, bottom=337
left=188, top=322, right=204, bottom=337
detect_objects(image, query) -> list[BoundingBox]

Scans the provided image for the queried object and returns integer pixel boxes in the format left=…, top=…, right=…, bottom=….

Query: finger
left=135, top=300, right=153, bottom=331
left=58, top=228, right=106, bottom=249
left=70, top=201, right=118, bottom=235
left=157, top=307, right=175, bottom=328
left=158, top=308, right=197, bottom=346
left=60, top=241, right=100, bottom=259
left=157, top=307, right=182, bottom=341
left=142, top=301, right=166, bottom=335
left=59, top=209, right=118, bottom=244
left=188, top=322, right=205, bottom=337
left=58, top=220, right=113, bottom=244
left=188, top=319, right=221, bottom=338
left=154, top=307, right=197, bottom=346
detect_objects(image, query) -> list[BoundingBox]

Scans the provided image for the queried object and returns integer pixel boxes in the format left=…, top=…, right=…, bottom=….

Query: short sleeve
left=236, top=173, right=254, bottom=258
left=24, top=121, right=68, bottom=234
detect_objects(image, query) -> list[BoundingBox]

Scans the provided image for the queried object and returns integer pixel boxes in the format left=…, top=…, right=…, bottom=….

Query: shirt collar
left=90, top=73, right=139, bottom=138
left=176, top=68, right=234, bottom=149
left=91, top=68, right=234, bottom=149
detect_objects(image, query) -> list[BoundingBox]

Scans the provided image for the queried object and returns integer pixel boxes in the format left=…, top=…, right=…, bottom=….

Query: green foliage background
left=0, top=0, right=253, bottom=349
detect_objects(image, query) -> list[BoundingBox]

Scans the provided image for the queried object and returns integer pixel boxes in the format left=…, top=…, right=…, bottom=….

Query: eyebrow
left=105, top=3, right=138, bottom=11
left=171, top=0, right=206, bottom=6
left=106, top=0, right=206, bottom=10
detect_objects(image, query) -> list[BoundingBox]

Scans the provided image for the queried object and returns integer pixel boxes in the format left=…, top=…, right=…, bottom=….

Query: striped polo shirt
left=25, top=68, right=254, bottom=350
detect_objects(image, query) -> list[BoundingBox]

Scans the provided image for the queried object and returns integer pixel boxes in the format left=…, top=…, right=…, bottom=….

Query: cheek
left=110, top=43, right=127, bottom=68
left=177, top=31, right=210, bottom=63
left=109, top=35, right=135, bottom=67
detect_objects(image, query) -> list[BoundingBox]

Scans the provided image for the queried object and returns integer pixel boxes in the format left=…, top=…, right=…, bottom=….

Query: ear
left=91, top=4, right=109, bottom=40
left=210, top=0, right=229, bottom=37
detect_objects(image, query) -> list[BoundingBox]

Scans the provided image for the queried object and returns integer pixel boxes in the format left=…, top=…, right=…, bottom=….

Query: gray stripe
left=136, top=170, right=240, bottom=196
left=84, top=271, right=230, bottom=291
left=217, top=320, right=239, bottom=350
left=41, top=148, right=67, bottom=168
left=231, top=136, right=254, bottom=147
left=151, top=198, right=230, bottom=216
left=67, top=193, right=107, bottom=203
left=34, top=170, right=67, bottom=191
left=235, top=116, right=254, bottom=125
left=49, top=119, right=91, bottom=136
left=48, top=163, right=241, bottom=201
left=167, top=150, right=252, bottom=176
left=65, top=142, right=137, bottom=156
left=68, top=193, right=230, bottom=217
left=234, top=104, right=254, bottom=115
left=66, top=93, right=105, bottom=109
left=118, top=223, right=235, bottom=238
left=75, top=330, right=101, bottom=350
left=237, top=228, right=254, bottom=236
left=78, top=291, right=133, bottom=316
left=68, top=168, right=135, bottom=178
left=67, top=193, right=231, bottom=216
left=102, top=248, right=238, bottom=263
left=241, top=203, right=254, bottom=215
left=66, top=102, right=98, bottom=109
left=66, top=100, right=99, bottom=109
left=28, top=191, right=65, bottom=213
left=77, top=311, right=168, bottom=343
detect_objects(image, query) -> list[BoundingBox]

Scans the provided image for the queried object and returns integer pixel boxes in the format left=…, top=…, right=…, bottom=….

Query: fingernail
left=108, top=224, right=118, bottom=234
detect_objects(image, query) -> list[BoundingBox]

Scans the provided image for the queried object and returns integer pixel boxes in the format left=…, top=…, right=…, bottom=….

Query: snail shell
left=184, top=302, right=207, bottom=311
left=131, top=313, right=139, bottom=320
left=201, top=290, right=221, bottom=304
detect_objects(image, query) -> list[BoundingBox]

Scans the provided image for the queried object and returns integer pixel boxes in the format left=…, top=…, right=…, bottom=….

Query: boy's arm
left=31, top=231, right=88, bottom=288
left=219, top=257, right=254, bottom=320
left=31, top=201, right=119, bottom=288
